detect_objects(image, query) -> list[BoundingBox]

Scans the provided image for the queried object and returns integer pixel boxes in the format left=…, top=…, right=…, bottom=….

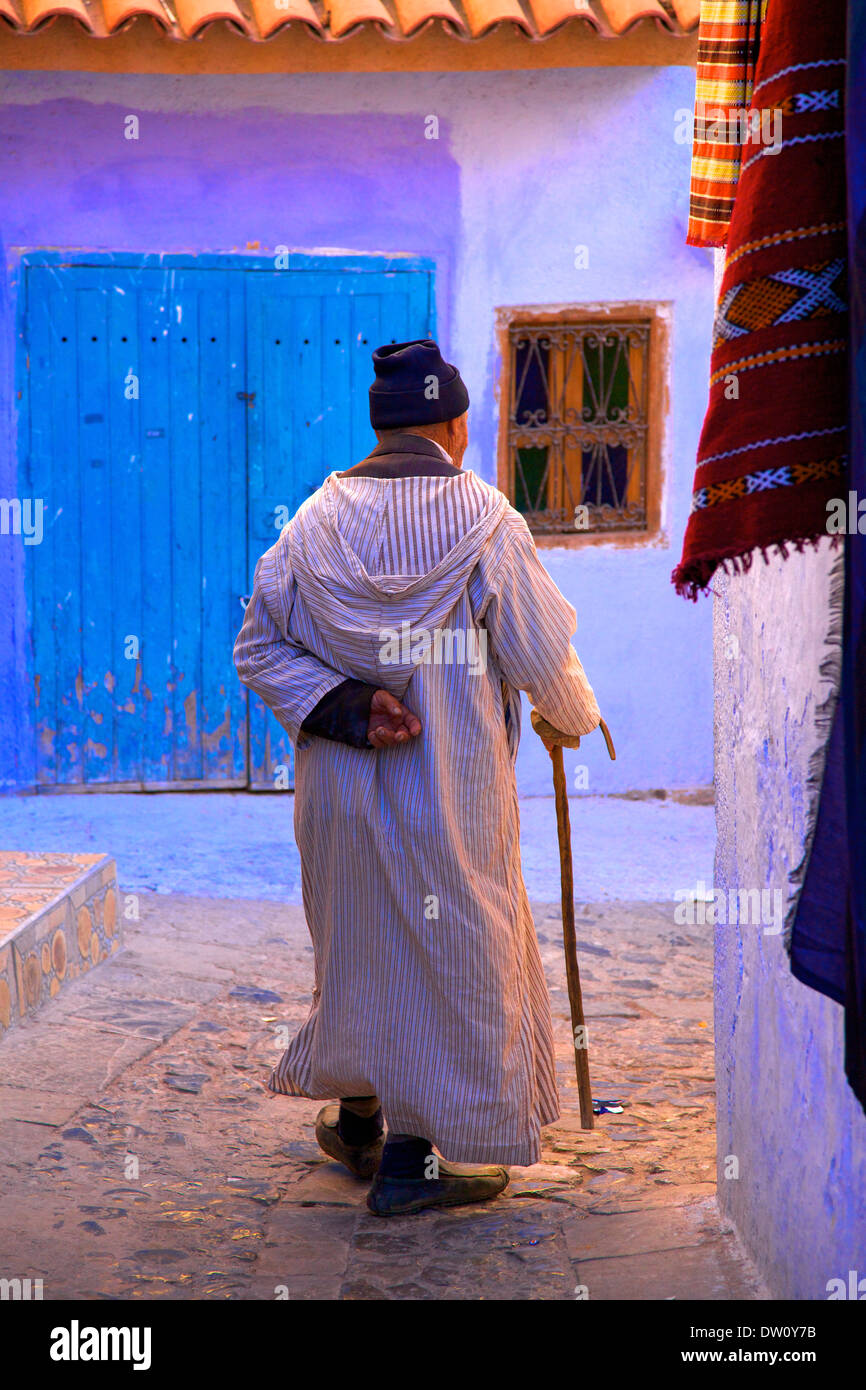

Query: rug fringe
left=672, top=533, right=842, bottom=601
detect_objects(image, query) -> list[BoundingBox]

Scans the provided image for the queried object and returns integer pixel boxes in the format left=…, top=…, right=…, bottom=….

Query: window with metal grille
left=503, top=318, right=652, bottom=536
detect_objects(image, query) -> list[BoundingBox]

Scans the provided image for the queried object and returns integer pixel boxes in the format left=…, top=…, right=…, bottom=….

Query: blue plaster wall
left=0, top=68, right=713, bottom=797
left=714, top=546, right=866, bottom=1297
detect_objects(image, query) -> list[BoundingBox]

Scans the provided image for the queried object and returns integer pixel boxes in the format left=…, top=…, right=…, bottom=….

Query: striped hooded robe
left=233, top=455, right=600, bottom=1165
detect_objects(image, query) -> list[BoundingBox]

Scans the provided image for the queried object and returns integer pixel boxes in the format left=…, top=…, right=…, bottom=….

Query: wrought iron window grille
left=507, top=321, right=651, bottom=535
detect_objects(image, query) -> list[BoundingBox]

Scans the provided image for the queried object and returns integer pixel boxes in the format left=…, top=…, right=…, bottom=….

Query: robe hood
left=287, top=468, right=512, bottom=694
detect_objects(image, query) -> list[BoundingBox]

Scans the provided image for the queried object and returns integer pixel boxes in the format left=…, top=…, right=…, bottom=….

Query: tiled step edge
left=0, top=856, right=121, bottom=1036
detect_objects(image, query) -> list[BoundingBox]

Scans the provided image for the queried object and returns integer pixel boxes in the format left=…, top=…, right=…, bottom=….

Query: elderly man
left=234, top=339, right=600, bottom=1217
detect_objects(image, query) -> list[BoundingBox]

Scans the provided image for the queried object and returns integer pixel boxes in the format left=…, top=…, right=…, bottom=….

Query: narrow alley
left=0, top=795, right=764, bottom=1301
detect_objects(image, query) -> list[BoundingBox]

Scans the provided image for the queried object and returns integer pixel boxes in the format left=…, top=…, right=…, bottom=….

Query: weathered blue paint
left=18, top=255, right=433, bottom=788
left=24, top=262, right=248, bottom=786
left=244, top=265, right=433, bottom=786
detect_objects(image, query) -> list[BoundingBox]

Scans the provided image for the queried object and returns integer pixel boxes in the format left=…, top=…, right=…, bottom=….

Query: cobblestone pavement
left=0, top=893, right=766, bottom=1301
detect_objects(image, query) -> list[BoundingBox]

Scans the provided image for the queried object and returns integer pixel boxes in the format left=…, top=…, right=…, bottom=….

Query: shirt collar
left=338, top=431, right=460, bottom=479
left=425, top=437, right=454, bottom=465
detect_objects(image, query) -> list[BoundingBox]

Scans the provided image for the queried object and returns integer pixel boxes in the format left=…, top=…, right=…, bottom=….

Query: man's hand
left=530, top=709, right=577, bottom=758
left=367, top=689, right=422, bottom=748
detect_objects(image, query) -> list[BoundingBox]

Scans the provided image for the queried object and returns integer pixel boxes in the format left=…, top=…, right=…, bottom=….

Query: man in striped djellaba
left=234, top=339, right=600, bottom=1217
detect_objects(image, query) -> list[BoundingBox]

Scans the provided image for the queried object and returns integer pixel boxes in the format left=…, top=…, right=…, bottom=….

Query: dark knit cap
left=369, top=339, right=470, bottom=429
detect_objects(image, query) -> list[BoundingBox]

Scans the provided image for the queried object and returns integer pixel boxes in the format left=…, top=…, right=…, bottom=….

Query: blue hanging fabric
left=789, top=0, right=866, bottom=1113
left=841, top=0, right=866, bottom=1108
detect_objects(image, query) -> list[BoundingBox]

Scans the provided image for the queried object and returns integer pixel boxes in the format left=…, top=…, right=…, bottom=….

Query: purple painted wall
left=0, top=67, right=714, bottom=797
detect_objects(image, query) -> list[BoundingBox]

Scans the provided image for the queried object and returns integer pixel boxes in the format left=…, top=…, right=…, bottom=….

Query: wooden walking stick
left=530, top=711, right=617, bottom=1130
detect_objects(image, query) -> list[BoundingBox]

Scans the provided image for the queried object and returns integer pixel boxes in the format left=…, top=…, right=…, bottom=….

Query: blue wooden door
left=244, top=264, right=434, bottom=788
left=24, top=263, right=249, bottom=787
left=22, top=257, right=434, bottom=789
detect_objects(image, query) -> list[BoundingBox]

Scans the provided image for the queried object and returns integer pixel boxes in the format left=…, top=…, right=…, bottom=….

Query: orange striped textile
left=687, top=0, right=769, bottom=247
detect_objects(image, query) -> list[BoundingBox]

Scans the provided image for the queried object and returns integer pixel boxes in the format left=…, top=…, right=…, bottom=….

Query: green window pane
left=515, top=447, right=548, bottom=515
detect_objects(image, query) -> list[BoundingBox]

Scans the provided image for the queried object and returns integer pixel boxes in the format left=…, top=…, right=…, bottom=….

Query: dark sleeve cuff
left=300, top=678, right=377, bottom=748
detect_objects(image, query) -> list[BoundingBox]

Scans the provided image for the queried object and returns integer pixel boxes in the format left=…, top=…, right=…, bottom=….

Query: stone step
left=0, top=851, right=120, bottom=1036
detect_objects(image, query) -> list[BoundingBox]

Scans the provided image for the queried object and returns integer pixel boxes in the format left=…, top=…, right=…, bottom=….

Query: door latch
left=236, top=391, right=256, bottom=408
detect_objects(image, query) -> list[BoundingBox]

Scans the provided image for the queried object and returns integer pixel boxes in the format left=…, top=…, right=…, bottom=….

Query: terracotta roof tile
left=102, top=0, right=170, bottom=30
left=525, top=0, right=601, bottom=38
left=20, top=0, right=92, bottom=29
left=248, top=0, right=323, bottom=38
left=461, top=0, right=531, bottom=37
left=326, top=0, right=394, bottom=37
left=390, top=0, right=465, bottom=37
left=602, top=0, right=671, bottom=34
left=668, top=0, right=699, bottom=27
left=172, top=0, right=249, bottom=35
left=0, top=0, right=699, bottom=40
